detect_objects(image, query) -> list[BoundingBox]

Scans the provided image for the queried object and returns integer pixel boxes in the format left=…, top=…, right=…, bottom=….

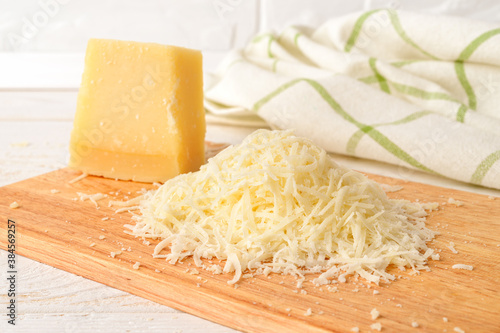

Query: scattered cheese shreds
left=371, top=308, right=380, bottom=320
left=69, top=173, right=88, bottom=184
left=77, top=192, right=107, bottom=208
left=114, top=205, right=141, bottom=214
left=9, top=202, right=20, bottom=209
left=110, top=196, right=144, bottom=213
left=452, top=264, right=473, bottom=271
left=447, top=242, right=459, bottom=254
left=127, top=129, right=436, bottom=285
left=380, top=183, right=404, bottom=193
left=370, top=322, right=382, bottom=331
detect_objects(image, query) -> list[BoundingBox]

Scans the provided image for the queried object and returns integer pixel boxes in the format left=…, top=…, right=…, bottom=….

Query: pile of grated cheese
left=127, top=129, right=436, bottom=285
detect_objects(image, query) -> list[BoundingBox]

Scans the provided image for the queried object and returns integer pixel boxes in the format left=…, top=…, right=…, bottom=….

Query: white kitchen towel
left=204, top=9, right=500, bottom=190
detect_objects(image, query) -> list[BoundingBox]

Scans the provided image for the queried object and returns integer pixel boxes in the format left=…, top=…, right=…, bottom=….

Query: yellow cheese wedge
left=69, top=39, right=205, bottom=183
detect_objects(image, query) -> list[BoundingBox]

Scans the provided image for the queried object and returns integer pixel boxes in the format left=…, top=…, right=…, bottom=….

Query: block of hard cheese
left=69, top=39, right=205, bottom=183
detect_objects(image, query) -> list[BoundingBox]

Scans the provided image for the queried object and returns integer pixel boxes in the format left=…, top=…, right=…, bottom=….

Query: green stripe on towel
left=387, top=10, right=439, bottom=60
left=390, top=82, right=459, bottom=102
left=253, top=78, right=439, bottom=175
left=454, top=28, right=500, bottom=110
left=454, top=61, right=476, bottom=110
left=368, top=58, right=390, bottom=93
left=344, top=9, right=383, bottom=52
left=457, top=28, right=500, bottom=62
left=456, top=105, right=468, bottom=122
left=346, top=110, right=435, bottom=154
left=471, top=150, right=500, bottom=185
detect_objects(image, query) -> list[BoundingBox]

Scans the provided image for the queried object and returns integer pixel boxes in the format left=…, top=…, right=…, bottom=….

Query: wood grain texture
left=1, top=168, right=499, bottom=333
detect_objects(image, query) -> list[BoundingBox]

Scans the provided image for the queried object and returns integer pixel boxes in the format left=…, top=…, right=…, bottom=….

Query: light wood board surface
left=1, top=167, right=499, bottom=333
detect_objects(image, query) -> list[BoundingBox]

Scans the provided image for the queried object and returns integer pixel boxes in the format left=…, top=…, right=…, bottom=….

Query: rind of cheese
left=128, top=130, right=436, bottom=285
left=69, top=38, right=205, bottom=183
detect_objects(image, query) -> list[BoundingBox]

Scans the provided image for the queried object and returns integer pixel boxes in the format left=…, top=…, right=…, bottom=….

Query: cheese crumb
left=447, top=242, right=458, bottom=254
left=351, top=327, right=359, bottom=332
left=370, top=322, right=382, bottom=331
left=99, top=235, right=106, bottom=240
left=412, top=321, right=419, bottom=328
left=9, top=202, right=20, bottom=209
left=371, top=308, right=380, bottom=320
left=454, top=327, right=465, bottom=333
left=89, top=243, right=96, bottom=247
left=421, top=202, right=439, bottom=210
left=50, top=189, right=60, bottom=194
left=447, top=198, right=464, bottom=206
left=443, top=317, right=448, bottom=322
left=452, top=264, right=473, bottom=271
left=133, top=262, right=141, bottom=270
left=304, top=308, right=312, bottom=316
left=373, top=290, right=380, bottom=295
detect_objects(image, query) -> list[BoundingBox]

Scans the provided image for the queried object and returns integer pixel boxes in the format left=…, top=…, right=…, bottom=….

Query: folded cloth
left=205, top=9, right=500, bottom=190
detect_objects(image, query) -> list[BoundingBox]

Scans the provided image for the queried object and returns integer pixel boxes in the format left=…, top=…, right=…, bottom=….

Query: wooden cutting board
left=1, top=167, right=499, bottom=333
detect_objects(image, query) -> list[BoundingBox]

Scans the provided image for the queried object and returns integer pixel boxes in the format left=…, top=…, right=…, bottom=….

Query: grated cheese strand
left=69, top=173, right=88, bottom=184
left=127, top=130, right=436, bottom=285
left=77, top=192, right=107, bottom=208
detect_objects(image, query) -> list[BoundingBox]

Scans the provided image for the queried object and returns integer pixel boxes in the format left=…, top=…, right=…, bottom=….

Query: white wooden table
left=1, top=54, right=498, bottom=333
